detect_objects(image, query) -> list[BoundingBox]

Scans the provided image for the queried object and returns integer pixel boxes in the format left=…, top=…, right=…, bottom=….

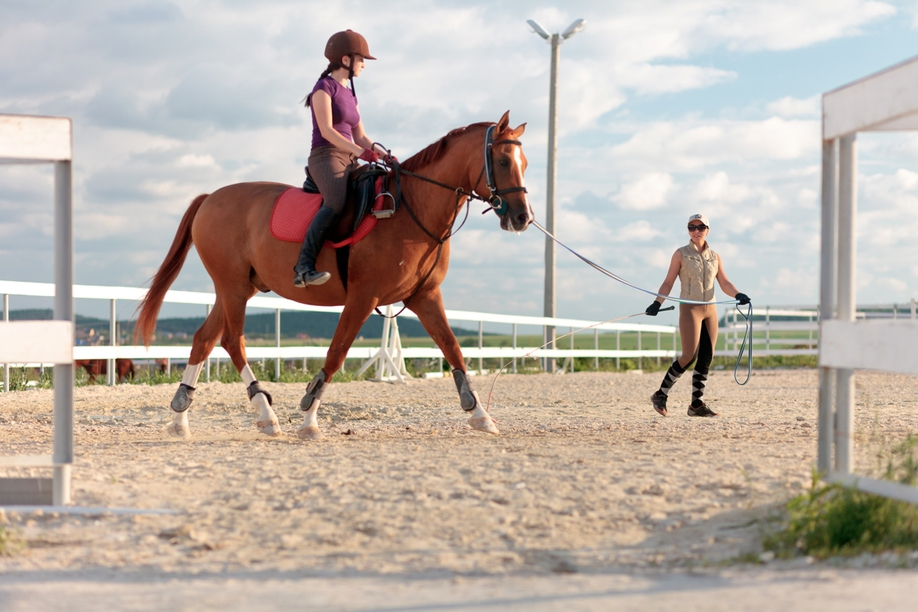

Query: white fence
left=7, top=280, right=917, bottom=390
left=1, top=280, right=680, bottom=386
left=0, top=114, right=74, bottom=506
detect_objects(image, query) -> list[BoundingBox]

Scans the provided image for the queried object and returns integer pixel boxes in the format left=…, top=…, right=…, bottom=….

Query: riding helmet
left=325, top=30, right=376, bottom=62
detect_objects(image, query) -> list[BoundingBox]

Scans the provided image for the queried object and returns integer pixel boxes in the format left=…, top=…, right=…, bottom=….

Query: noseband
left=481, top=125, right=528, bottom=216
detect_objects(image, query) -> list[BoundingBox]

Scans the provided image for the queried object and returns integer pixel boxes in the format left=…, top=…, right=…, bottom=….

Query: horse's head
left=478, top=111, right=533, bottom=232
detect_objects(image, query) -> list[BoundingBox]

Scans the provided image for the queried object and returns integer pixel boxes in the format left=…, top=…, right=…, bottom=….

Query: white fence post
left=2, top=293, right=8, bottom=393
left=275, top=308, right=281, bottom=381
left=835, top=132, right=857, bottom=475
left=205, top=303, right=211, bottom=382
left=108, top=298, right=116, bottom=385
left=512, top=323, right=517, bottom=374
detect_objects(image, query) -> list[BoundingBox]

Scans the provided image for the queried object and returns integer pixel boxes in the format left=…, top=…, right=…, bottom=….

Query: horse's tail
left=134, top=194, right=208, bottom=347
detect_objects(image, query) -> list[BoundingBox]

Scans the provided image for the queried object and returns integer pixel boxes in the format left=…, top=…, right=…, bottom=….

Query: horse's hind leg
left=220, top=291, right=281, bottom=436
left=409, top=289, right=498, bottom=434
left=166, top=300, right=224, bottom=438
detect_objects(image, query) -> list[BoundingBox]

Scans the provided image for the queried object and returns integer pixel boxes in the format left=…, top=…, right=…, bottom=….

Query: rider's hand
left=359, top=149, right=379, bottom=163
left=735, top=292, right=751, bottom=305
left=645, top=301, right=661, bottom=316
left=382, top=153, right=399, bottom=165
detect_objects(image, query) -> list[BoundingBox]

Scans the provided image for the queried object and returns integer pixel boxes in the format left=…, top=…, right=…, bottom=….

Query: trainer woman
left=644, top=214, right=750, bottom=417
left=294, top=29, right=388, bottom=287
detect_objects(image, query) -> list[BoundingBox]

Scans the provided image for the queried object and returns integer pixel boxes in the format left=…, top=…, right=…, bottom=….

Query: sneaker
left=687, top=402, right=718, bottom=417
left=293, top=269, right=331, bottom=288
left=650, top=390, right=667, bottom=416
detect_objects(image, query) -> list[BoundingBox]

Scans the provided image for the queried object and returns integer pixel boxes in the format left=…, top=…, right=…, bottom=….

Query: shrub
left=764, top=435, right=918, bottom=558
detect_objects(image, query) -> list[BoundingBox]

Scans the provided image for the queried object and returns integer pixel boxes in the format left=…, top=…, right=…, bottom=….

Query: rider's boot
left=294, top=206, right=337, bottom=287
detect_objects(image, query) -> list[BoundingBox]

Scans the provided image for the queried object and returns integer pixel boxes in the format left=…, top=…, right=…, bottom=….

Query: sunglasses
left=687, top=224, right=708, bottom=232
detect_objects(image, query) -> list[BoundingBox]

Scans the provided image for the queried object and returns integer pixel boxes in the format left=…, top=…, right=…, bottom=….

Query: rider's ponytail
left=304, top=64, right=338, bottom=107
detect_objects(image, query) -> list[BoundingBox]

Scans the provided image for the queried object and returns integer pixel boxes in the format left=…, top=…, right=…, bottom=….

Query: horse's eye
left=499, top=159, right=509, bottom=167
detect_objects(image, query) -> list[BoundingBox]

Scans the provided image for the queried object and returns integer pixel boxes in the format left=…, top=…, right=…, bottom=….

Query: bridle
left=479, top=124, right=528, bottom=216
left=372, top=124, right=528, bottom=317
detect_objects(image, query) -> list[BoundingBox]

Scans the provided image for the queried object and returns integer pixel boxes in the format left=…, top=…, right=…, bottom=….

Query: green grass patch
left=764, top=435, right=918, bottom=559
left=0, top=523, right=22, bottom=557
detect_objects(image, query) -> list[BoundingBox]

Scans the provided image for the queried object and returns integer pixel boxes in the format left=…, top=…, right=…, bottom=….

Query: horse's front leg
left=410, top=289, right=499, bottom=435
left=297, top=295, right=378, bottom=441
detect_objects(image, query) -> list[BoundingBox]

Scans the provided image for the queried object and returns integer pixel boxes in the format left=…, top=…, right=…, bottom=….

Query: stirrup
left=371, top=192, right=397, bottom=219
left=294, top=269, right=331, bottom=288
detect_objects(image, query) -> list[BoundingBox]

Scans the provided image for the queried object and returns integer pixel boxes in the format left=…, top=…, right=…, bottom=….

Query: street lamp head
left=527, top=19, right=550, bottom=40
left=561, top=19, right=586, bottom=40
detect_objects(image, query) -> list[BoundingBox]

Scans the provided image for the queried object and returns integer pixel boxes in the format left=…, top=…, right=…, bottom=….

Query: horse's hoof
left=296, top=425, right=324, bottom=441
left=469, top=415, right=500, bottom=435
left=165, top=422, right=191, bottom=439
left=257, top=420, right=282, bottom=437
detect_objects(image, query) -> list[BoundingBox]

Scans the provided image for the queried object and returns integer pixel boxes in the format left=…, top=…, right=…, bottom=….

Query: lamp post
left=528, top=18, right=586, bottom=373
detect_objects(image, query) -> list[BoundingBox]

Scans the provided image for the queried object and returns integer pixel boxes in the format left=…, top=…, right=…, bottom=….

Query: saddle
left=270, top=165, right=395, bottom=246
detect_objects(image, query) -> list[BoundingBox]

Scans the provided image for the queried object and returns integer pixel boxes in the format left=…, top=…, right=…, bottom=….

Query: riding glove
left=645, top=301, right=661, bottom=316
left=735, top=292, right=751, bottom=305
left=359, top=149, right=379, bottom=163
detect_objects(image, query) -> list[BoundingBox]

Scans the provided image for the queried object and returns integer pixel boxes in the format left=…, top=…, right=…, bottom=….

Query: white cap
left=688, top=213, right=709, bottom=227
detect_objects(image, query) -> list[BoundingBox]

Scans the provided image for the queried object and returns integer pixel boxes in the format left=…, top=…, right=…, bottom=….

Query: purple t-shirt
left=310, top=77, right=360, bottom=149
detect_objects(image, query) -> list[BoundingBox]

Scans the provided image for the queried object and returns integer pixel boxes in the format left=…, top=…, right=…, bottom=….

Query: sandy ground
left=2, top=368, right=918, bottom=610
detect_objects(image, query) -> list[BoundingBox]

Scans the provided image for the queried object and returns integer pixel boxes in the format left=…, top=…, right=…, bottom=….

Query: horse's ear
left=496, top=110, right=510, bottom=133
left=512, top=123, right=527, bottom=137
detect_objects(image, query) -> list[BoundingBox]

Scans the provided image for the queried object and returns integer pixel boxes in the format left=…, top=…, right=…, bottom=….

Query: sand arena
left=2, top=369, right=918, bottom=610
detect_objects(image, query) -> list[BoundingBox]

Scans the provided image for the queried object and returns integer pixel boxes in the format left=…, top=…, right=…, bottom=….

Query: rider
left=294, top=29, right=388, bottom=287
left=644, top=214, right=750, bottom=417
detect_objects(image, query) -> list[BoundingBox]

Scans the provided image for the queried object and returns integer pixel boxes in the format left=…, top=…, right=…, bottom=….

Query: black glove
left=645, top=301, right=661, bottom=316
left=735, top=292, right=750, bottom=305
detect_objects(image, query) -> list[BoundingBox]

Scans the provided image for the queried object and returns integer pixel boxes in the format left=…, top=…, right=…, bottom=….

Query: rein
left=371, top=126, right=527, bottom=318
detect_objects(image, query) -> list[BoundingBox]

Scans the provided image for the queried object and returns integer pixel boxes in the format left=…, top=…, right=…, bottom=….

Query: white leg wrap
left=182, top=362, right=204, bottom=387
left=240, top=364, right=256, bottom=386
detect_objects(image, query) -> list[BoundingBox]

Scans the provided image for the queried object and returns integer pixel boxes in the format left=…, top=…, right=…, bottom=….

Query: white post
left=205, top=303, right=211, bottom=382
left=2, top=293, right=8, bottom=393
left=765, top=306, right=771, bottom=352
left=615, top=330, right=620, bottom=370
left=835, top=134, right=857, bottom=475
left=478, top=321, right=484, bottom=374
left=543, top=33, right=561, bottom=376
left=53, top=160, right=73, bottom=506
left=512, top=323, right=518, bottom=374
left=569, top=326, right=574, bottom=373
left=656, top=331, right=661, bottom=366
left=108, top=298, right=116, bottom=385
left=593, top=328, right=599, bottom=370
left=818, top=138, right=838, bottom=473
left=275, top=308, right=281, bottom=381
left=637, top=330, right=642, bottom=370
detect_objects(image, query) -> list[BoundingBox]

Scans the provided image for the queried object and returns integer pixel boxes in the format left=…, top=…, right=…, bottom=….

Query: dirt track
left=2, top=369, right=918, bottom=610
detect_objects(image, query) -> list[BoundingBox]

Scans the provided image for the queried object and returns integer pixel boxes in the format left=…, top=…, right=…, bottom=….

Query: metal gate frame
left=0, top=114, right=74, bottom=506
left=819, top=56, right=918, bottom=504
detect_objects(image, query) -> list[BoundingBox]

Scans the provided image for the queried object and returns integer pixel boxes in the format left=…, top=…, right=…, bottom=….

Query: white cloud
left=615, top=172, right=674, bottom=210
left=609, top=117, right=819, bottom=173
left=767, top=95, right=820, bottom=118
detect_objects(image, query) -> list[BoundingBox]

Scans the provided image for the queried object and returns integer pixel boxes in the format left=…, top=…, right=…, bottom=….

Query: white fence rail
left=6, top=281, right=917, bottom=388
left=2, top=280, right=679, bottom=385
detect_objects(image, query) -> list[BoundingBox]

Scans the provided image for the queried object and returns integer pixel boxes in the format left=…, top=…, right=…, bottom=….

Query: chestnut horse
left=135, top=111, right=532, bottom=440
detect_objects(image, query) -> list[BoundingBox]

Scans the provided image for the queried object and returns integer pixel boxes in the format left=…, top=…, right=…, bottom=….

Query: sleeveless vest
left=678, top=242, right=718, bottom=302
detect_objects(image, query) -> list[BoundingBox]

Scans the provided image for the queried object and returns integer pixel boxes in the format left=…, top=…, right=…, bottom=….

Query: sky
left=3, top=0, right=918, bottom=325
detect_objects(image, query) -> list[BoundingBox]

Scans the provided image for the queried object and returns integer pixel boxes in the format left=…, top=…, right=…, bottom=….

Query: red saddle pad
left=270, top=178, right=386, bottom=248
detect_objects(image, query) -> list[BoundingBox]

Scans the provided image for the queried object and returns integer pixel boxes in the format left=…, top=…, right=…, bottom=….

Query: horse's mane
left=400, top=122, right=494, bottom=173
